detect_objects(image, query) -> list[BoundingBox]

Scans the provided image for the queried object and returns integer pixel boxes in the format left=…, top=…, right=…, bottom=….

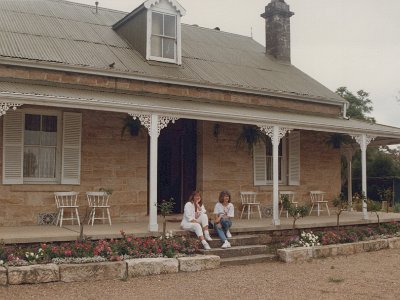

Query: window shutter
left=2, top=110, right=24, bottom=184
left=288, top=131, right=300, bottom=186
left=61, top=112, right=82, bottom=185
left=253, top=141, right=266, bottom=186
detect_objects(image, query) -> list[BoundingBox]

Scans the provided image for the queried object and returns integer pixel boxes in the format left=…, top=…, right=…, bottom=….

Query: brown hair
left=218, top=190, right=231, bottom=203
left=188, top=190, right=203, bottom=209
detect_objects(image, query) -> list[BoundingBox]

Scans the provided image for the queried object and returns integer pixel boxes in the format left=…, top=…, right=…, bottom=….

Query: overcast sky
left=73, top=0, right=400, bottom=127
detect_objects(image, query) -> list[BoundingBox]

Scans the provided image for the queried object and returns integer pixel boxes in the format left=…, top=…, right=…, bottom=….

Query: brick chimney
left=261, top=0, right=294, bottom=63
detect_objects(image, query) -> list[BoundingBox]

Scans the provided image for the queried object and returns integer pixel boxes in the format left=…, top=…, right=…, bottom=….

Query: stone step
left=207, top=234, right=260, bottom=248
left=220, top=254, right=277, bottom=267
left=199, top=245, right=268, bottom=259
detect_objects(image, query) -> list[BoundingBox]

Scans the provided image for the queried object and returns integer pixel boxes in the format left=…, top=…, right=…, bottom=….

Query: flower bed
left=0, top=231, right=217, bottom=286
left=285, top=222, right=400, bottom=248
left=278, top=222, right=400, bottom=263
left=0, top=231, right=200, bottom=267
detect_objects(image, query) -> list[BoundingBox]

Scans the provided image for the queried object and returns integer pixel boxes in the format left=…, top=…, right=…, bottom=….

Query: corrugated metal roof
left=0, top=0, right=344, bottom=103
left=1, top=80, right=399, bottom=140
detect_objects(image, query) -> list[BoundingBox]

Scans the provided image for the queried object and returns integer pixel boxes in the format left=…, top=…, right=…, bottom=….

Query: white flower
left=0, top=260, right=3, bottom=265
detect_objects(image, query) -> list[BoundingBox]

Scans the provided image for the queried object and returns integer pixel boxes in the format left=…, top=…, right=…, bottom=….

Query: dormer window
left=151, top=12, right=177, bottom=60
left=113, top=0, right=186, bottom=65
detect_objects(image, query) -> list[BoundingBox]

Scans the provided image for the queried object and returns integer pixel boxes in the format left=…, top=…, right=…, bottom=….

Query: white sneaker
left=226, top=230, right=232, bottom=238
left=221, top=240, right=231, bottom=249
left=204, top=232, right=213, bottom=241
left=202, top=240, right=211, bottom=250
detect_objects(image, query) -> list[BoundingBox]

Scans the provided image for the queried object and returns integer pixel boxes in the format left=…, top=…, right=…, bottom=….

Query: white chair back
left=54, top=192, right=79, bottom=207
left=54, top=191, right=80, bottom=226
left=86, top=191, right=110, bottom=207
left=240, top=192, right=259, bottom=204
left=310, top=191, right=325, bottom=203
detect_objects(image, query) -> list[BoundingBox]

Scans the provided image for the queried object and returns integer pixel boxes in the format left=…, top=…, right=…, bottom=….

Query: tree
left=367, top=199, right=382, bottom=228
left=332, top=194, right=349, bottom=231
left=335, top=87, right=400, bottom=201
left=157, top=198, right=175, bottom=239
left=281, top=195, right=309, bottom=229
left=336, top=87, right=375, bottom=123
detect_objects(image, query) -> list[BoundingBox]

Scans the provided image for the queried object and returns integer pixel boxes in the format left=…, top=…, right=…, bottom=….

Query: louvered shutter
left=2, top=110, right=24, bottom=184
left=61, top=112, right=82, bottom=185
left=253, top=141, right=266, bottom=186
left=288, top=131, right=300, bottom=186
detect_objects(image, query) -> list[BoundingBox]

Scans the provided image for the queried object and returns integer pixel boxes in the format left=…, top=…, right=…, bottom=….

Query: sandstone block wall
left=197, top=121, right=342, bottom=213
left=0, top=108, right=148, bottom=226
left=0, top=111, right=341, bottom=226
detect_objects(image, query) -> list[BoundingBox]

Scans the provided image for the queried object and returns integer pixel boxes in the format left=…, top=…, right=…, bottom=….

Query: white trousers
left=182, top=213, right=209, bottom=237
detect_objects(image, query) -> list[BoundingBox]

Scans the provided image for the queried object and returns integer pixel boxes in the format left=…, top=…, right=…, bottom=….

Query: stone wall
left=0, top=111, right=341, bottom=226
left=198, top=121, right=342, bottom=213
left=0, top=65, right=342, bottom=117
left=0, top=108, right=148, bottom=226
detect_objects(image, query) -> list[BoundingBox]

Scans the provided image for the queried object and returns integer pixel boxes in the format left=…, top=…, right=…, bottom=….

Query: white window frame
left=22, top=109, right=62, bottom=184
left=146, top=6, right=182, bottom=64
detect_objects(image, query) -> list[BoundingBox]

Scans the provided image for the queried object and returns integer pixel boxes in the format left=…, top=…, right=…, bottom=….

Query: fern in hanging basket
left=121, top=116, right=143, bottom=138
left=236, top=125, right=266, bottom=152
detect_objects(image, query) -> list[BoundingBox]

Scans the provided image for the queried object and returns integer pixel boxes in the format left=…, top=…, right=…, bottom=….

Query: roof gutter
left=0, top=57, right=346, bottom=107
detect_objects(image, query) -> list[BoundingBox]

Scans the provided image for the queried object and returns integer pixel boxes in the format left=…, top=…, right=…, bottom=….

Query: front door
left=157, top=119, right=197, bottom=213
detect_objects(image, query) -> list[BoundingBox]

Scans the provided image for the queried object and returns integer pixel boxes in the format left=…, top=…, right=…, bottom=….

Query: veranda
left=2, top=211, right=400, bottom=245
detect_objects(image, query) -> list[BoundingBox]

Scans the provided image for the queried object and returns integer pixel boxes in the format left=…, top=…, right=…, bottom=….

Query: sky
left=72, top=0, right=400, bottom=127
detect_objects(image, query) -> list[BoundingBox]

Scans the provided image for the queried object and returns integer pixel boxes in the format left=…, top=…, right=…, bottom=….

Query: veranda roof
left=1, top=80, right=399, bottom=145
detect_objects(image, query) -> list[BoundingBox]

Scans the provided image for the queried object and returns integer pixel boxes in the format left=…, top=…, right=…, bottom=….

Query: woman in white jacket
left=181, top=190, right=213, bottom=250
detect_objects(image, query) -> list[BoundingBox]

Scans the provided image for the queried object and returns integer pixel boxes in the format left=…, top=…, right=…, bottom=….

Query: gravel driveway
left=1, top=248, right=400, bottom=300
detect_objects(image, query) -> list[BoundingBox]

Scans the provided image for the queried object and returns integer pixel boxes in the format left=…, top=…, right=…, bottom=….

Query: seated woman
left=181, top=190, right=213, bottom=250
left=214, top=190, right=234, bottom=249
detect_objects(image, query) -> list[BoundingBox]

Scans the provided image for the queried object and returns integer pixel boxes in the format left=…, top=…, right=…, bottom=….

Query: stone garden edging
left=277, top=236, right=400, bottom=263
left=0, top=255, right=220, bottom=286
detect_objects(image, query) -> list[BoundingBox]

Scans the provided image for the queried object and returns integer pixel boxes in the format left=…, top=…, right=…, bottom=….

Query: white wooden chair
left=309, top=191, right=330, bottom=216
left=279, top=191, right=298, bottom=218
left=54, top=192, right=80, bottom=227
left=240, top=192, right=262, bottom=219
left=86, top=191, right=112, bottom=226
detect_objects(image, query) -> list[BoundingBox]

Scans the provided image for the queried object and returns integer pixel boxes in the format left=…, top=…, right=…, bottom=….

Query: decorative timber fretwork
left=129, top=113, right=151, bottom=133
left=157, top=115, right=179, bottom=137
left=0, top=102, right=22, bottom=117
left=129, top=113, right=179, bottom=137
left=258, top=125, right=292, bottom=145
left=351, top=134, right=376, bottom=151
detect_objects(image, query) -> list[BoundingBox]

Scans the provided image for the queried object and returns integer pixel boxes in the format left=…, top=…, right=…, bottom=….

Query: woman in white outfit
left=181, top=190, right=213, bottom=250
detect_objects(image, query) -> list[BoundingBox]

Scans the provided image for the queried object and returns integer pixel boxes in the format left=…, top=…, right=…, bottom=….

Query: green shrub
left=393, top=203, right=400, bottom=213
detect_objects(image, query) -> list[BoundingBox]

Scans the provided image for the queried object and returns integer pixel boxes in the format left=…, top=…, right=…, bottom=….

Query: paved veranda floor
left=1, top=211, right=400, bottom=244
